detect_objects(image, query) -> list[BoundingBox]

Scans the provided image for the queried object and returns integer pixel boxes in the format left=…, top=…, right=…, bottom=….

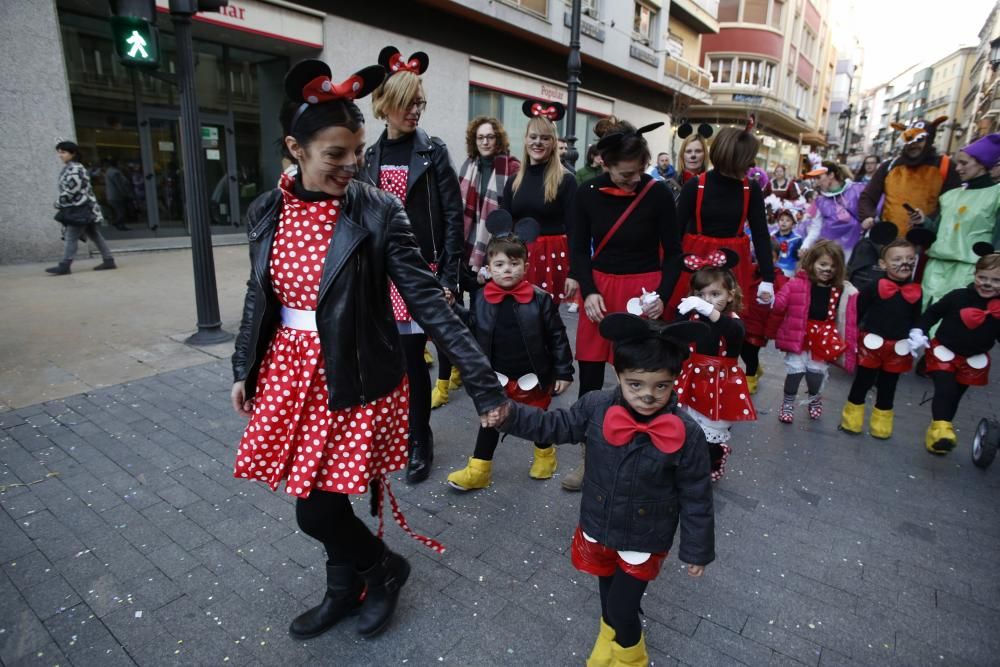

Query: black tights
left=295, top=489, right=382, bottom=569
left=783, top=372, right=824, bottom=397
left=473, top=426, right=549, bottom=460
left=847, top=367, right=901, bottom=410
left=578, top=361, right=606, bottom=399
left=930, top=371, right=969, bottom=421
left=598, top=569, right=649, bottom=648
left=400, top=333, right=432, bottom=441
left=740, top=343, right=761, bottom=377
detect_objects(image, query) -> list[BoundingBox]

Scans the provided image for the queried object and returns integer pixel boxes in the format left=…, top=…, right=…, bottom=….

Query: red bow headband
left=521, top=99, right=566, bottom=122
left=682, top=248, right=739, bottom=272
left=302, top=74, right=364, bottom=104
left=285, top=60, right=385, bottom=131
left=378, top=46, right=429, bottom=77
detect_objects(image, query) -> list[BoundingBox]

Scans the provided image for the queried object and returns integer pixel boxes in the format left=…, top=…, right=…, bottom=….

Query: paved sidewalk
left=2, top=302, right=1000, bottom=665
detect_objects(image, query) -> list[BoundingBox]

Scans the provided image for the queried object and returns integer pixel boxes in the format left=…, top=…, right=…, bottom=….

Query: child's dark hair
left=55, top=141, right=80, bottom=161
left=486, top=235, right=528, bottom=262
left=800, top=239, right=846, bottom=288
left=279, top=99, right=364, bottom=162
left=612, top=326, right=689, bottom=376
left=879, top=237, right=915, bottom=260
left=688, top=267, right=742, bottom=314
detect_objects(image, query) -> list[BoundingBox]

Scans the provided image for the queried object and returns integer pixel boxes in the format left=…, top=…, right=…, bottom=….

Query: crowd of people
left=216, top=50, right=1000, bottom=666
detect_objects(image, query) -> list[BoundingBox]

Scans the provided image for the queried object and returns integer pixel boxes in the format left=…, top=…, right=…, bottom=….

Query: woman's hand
left=480, top=401, right=512, bottom=428
left=584, top=294, right=607, bottom=323
left=687, top=565, right=705, bottom=578
left=231, top=381, right=253, bottom=417
left=553, top=380, right=572, bottom=395
left=563, top=278, right=579, bottom=300
left=641, top=296, right=664, bottom=320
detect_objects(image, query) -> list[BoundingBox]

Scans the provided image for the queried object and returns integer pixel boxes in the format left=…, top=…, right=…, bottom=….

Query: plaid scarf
left=459, top=154, right=520, bottom=270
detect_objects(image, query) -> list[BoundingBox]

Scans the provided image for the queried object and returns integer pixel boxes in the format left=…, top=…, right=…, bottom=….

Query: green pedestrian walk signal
left=110, top=1, right=160, bottom=68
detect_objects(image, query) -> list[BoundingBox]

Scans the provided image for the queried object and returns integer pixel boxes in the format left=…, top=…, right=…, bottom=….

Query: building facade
left=965, top=1, right=1000, bottom=144
left=925, top=46, right=976, bottom=155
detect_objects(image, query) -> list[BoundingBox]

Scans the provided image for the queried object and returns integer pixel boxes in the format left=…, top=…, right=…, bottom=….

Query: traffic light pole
left=564, top=0, right=582, bottom=169
left=170, top=10, right=232, bottom=345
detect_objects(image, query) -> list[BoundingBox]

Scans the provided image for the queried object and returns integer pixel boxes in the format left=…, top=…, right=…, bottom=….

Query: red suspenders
left=694, top=172, right=750, bottom=235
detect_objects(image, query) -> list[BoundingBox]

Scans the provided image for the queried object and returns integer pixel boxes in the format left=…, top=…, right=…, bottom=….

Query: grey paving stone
left=21, top=574, right=82, bottom=621
left=742, top=615, right=822, bottom=667
left=43, top=603, right=136, bottom=667
left=3, top=550, right=57, bottom=593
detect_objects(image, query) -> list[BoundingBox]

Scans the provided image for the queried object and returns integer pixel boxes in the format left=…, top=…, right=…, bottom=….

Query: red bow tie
left=878, top=279, right=922, bottom=304
left=602, top=405, right=685, bottom=454
left=960, top=300, right=1000, bottom=329
left=483, top=279, right=534, bottom=304
left=598, top=186, right=637, bottom=197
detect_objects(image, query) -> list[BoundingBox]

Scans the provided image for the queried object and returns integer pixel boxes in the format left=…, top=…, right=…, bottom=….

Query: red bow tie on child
left=602, top=405, right=685, bottom=454
left=877, top=279, right=921, bottom=304
left=960, top=300, right=1000, bottom=329
left=483, top=280, right=534, bottom=304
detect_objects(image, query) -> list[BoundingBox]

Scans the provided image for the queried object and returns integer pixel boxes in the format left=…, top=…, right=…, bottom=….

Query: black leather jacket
left=500, top=390, right=715, bottom=562
left=464, top=287, right=574, bottom=389
left=362, top=128, right=464, bottom=294
left=231, top=180, right=505, bottom=414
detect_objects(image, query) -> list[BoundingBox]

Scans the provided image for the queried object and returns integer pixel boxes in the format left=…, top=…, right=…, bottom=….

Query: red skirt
left=576, top=270, right=663, bottom=363
left=526, top=234, right=569, bottom=305
left=805, top=320, right=846, bottom=362
left=675, top=352, right=757, bottom=422
left=570, top=526, right=666, bottom=582
left=667, top=233, right=754, bottom=314
left=925, top=339, right=990, bottom=386
left=857, top=332, right=913, bottom=373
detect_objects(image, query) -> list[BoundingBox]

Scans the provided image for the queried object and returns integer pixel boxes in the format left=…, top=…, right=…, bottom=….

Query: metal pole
left=564, top=0, right=582, bottom=169
left=171, top=10, right=232, bottom=345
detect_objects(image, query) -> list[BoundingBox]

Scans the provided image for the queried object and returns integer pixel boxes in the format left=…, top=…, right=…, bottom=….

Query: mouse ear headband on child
left=676, top=118, right=713, bottom=140
left=596, top=121, right=665, bottom=153
left=485, top=210, right=540, bottom=244
left=521, top=99, right=566, bottom=121
left=378, top=46, right=429, bottom=77
left=285, top=59, right=385, bottom=131
left=600, top=313, right=710, bottom=347
left=973, top=241, right=998, bottom=257
left=682, top=247, right=739, bottom=273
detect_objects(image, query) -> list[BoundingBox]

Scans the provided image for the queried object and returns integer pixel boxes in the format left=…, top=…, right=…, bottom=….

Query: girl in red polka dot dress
left=231, top=59, right=506, bottom=643
left=766, top=240, right=859, bottom=424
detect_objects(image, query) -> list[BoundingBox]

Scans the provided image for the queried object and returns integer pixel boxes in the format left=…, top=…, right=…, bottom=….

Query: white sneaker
left=567, top=302, right=579, bottom=313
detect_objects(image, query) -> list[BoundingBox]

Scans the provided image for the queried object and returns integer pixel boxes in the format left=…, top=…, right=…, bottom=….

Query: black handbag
left=55, top=204, right=96, bottom=226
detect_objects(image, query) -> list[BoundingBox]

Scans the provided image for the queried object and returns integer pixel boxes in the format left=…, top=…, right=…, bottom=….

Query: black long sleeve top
left=919, top=285, right=1000, bottom=357
left=857, top=279, right=922, bottom=340
left=809, top=284, right=836, bottom=321
left=491, top=299, right=534, bottom=378
left=680, top=312, right=744, bottom=357
left=569, top=173, right=681, bottom=298
left=676, top=170, right=775, bottom=282
left=502, top=163, right=577, bottom=236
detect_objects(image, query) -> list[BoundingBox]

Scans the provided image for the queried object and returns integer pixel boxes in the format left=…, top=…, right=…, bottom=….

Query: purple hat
left=962, top=133, right=1000, bottom=169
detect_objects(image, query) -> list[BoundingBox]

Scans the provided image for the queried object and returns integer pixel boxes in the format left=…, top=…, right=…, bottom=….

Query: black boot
left=288, top=564, right=364, bottom=640
left=93, top=258, right=117, bottom=271
left=356, top=546, right=410, bottom=637
left=405, top=431, right=433, bottom=484
left=45, top=260, right=72, bottom=275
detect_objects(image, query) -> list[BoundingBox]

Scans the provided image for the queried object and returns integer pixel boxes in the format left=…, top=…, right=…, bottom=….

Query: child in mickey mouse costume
left=447, top=211, right=574, bottom=490
left=495, top=313, right=715, bottom=667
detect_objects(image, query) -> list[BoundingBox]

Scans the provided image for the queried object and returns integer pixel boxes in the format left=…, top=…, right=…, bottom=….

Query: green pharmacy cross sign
left=111, top=15, right=159, bottom=67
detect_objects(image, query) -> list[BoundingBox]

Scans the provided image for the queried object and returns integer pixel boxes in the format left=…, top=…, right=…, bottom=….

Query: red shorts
left=576, top=270, right=662, bottom=363
left=857, top=332, right=913, bottom=373
left=924, top=340, right=990, bottom=386
left=570, top=526, right=666, bottom=582
left=499, top=375, right=553, bottom=410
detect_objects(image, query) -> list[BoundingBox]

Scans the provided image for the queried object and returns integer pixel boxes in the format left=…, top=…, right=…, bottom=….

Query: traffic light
left=109, top=0, right=159, bottom=68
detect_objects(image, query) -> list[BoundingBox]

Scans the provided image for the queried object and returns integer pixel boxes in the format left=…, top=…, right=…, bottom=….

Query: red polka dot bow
left=683, top=250, right=728, bottom=272
left=877, top=279, right=921, bottom=304
left=301, top=74, right=365, bottom=104
left=387, top=52, right=423, bottom=74
left=530, top=102, right=561, bottom=120
left=483, top=279, right=534, bottom=304
left=602, top=405, right=685, bottom=454
left=960, top=300, right=1000, bottom=329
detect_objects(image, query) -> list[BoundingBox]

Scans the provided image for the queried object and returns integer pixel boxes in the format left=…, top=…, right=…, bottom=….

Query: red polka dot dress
left=379, top=164, right=422, bottom=323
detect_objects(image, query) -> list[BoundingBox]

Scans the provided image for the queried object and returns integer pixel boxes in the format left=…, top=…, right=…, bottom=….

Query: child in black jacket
left=494, top=314, right=715, bottom=667
left=447, top=211, right=574, bottom=490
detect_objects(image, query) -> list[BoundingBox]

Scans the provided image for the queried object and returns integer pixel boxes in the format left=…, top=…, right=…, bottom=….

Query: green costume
left=922, top=174, right=1000, bottom=308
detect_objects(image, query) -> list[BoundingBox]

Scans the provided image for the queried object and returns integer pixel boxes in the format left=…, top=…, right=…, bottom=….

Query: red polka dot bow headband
left=521, top=99, right=566, bottom=121
left=285, top=59, right=385, bottom=131
left=378, top=46, right=429, bottom=77
left=682, top=248, right=739, bottom=272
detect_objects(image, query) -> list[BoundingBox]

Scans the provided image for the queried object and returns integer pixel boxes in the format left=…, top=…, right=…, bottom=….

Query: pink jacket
left=766, top=272, right=859, bottom=371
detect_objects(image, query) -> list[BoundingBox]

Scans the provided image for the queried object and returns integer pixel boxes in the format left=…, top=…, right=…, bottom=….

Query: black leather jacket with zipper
left=231, top=179, right=505, bottom=414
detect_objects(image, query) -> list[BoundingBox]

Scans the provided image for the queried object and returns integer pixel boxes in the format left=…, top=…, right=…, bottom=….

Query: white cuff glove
left=678, top=296, right=715, bottom=317
left=756, top=281, right=775, bottom=305
left=908, top=328, right=929, bottom=357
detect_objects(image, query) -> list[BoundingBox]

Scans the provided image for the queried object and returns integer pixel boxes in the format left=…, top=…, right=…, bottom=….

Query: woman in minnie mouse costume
left=503, top=99, right=578, bottom=305
left=913, top=243, right=1000, bottom=454
left=673, top=249, right=757, bottom=482
left=361, top=46, right=466, bottom=484
left=231, top=59, right=506, bottom=640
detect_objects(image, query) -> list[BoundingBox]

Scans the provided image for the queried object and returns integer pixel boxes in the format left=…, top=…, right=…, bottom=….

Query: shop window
left=718, top=0, right=739, bottom=21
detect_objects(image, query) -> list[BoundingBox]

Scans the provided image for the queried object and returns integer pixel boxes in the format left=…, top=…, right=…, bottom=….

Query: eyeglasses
left=476, top=134, right=497, bottom=143
left=407, top=99, right=427, bottom=112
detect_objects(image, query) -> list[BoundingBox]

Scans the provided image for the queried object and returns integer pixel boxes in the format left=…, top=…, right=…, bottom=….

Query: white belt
left=281, top=306, right=318, bottom=331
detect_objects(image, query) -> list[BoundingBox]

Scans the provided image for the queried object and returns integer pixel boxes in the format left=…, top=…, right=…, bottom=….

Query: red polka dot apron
left=805, top=286, right=846, bottom=362
left=526, top=234, right=570, bottom=305
left=234, top=173, right=444, bottom=553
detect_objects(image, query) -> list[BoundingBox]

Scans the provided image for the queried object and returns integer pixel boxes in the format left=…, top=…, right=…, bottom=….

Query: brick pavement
left=1, top=312, right=999, bottom=667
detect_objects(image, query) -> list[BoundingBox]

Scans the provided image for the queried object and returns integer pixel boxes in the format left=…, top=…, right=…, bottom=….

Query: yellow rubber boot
left=925, top=420, right=957, bottom=455
left=423, top=346, right=435, bottom=366
left=431, top=379, right=450, bottom=409
left=610, top=634, right=649, bottom=667
left=585, top=618, right=615, bottom=667
left=869, top=408, right=894, bottom=440
left=838, top=401, right=865, bottom=434
left=747, top=365, right=763, bottom=395
left=448, top=367, right=462, bottom=390
left=529, top=445, right=558, bottom=479
left=447, top=457, right=492, bottom=491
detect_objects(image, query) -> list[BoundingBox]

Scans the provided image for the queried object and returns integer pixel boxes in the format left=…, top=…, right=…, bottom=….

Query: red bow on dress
left=960, top=300, right=1000, bottom=329
left=483, top=279, right=534, bottom=304
left=387, top=52, right=423, bottom=74
left=598, top=186, right=637, bottom=197
left=683, top=250, right=727, bottom=271
left=301, top=74, right=365, bottom=103
left=530, top=102, right=561, bottom=120
left=602, top=405, right=685, bottom=454
left=877, top=279, right=922, bottom=304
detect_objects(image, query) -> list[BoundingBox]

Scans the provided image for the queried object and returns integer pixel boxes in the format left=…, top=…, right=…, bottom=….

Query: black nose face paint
left=640, top=395, right=656, bottom=404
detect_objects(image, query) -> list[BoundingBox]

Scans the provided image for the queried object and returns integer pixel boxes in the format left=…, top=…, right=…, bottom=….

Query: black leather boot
left=288, top=564, right=364, bottom=640
left=45, top=260, right=72, bottom=275
left=405, top=431, right=433, bottom=484
left=356, top=546, right=411, bottom=637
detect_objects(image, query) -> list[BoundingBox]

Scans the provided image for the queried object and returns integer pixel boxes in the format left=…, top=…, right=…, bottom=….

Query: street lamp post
left=564, top=0, right=582, bottom=169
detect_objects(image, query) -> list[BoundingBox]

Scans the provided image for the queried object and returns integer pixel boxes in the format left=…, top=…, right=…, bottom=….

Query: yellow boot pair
left=925, top=420, right=956, bottom=455
left=447, top=457, right=492, bottom=491
left=528, top=445, right=557, bottom=479
left=586, top=621, right=648, bottom=667
left=839, top=403, right=894, bottom=439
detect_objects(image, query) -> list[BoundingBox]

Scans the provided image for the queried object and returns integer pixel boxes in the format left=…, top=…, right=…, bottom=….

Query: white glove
left=478, top=266, right=492, bottom=282
left=756, top=281, right=775, bottom=305
left=678, top=296, right=715, bottom=317
left=908, top=328, right=929, bottom=357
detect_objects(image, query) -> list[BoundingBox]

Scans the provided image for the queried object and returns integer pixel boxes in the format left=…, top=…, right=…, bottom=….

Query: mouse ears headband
left=285, top=59, right=385, bottom=130
left=682, top=247, right=740, bottom=273
left=974, top=242, right=997, bottom=257
left=869, top=221, right=937, bottom=248
left=378, top=46, right=429, bottom=77
left=485, top=210, right=540, bottom=244
left=599, top=313, right=709, bottom=347
left=676, top=118, right=713, bottom=140
left=596, top=121, right=665, bottom=152
left=522, top=99, right=566, bottom=121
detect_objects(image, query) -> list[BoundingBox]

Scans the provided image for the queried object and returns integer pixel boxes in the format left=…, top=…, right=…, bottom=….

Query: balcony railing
left=664, top=57, right=712, bottom=92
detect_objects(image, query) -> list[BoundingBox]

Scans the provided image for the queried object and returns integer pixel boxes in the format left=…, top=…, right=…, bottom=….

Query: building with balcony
left=684, top=0, right=834, bottom=173
left=965, top=1, right=1000, bottom=144
left=858, top=64, right=920, bottom=159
